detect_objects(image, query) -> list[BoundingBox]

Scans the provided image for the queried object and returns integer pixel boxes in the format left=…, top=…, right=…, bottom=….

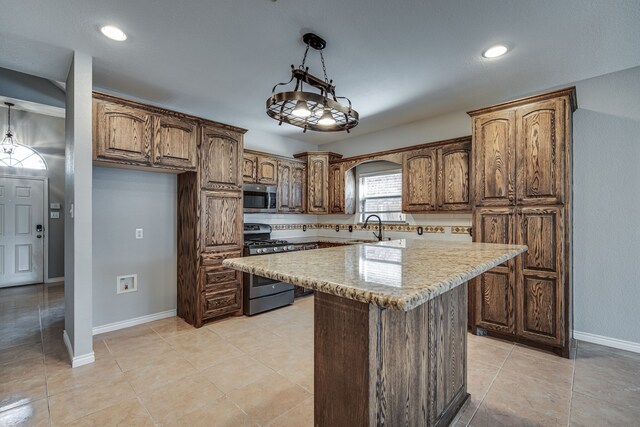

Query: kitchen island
left=224, top=239, right=526, bottom=426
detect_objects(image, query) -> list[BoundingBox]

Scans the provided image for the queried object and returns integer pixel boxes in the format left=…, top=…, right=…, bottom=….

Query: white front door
left=0, top=177, right=45, bottom=287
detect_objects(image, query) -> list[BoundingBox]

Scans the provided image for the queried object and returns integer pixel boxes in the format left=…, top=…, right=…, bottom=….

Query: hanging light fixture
left=266, top=33, right=359, bottom=133
left=2, top=102, right=18, bottom=155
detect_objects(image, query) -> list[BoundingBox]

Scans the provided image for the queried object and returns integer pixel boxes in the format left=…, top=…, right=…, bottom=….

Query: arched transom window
left=0, top=144, right=47, bottom=170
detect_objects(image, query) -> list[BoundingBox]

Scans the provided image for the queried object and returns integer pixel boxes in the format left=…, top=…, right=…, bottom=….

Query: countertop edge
left=223, top=244, right=527, bottom=311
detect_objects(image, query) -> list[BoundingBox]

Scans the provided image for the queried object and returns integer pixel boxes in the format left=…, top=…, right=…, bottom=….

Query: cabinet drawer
left=201, top=251, right=242, bottom=267
left=203, top=265, right=241, bottom=289
left=202, top=285, right=241, bottom=319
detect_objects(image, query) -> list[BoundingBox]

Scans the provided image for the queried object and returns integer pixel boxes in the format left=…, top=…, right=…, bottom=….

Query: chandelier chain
left=320, top=51, right=329, bottom=84
left=300, top=45, right=310, bottom=69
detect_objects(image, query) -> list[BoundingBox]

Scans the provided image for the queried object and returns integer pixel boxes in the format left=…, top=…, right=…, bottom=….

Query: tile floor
left=1, top=283, right=639, bottom=426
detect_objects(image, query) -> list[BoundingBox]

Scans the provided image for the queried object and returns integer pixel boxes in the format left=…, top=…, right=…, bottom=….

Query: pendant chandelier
left=266, top=33, right=359, bottom=133
left=2, top=102, right=17, bottom=155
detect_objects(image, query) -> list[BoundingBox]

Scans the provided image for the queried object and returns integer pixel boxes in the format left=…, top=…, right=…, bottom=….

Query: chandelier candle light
left=2, top=102, right=17, bottom=154
left=266, top=33, right=359, bottom=133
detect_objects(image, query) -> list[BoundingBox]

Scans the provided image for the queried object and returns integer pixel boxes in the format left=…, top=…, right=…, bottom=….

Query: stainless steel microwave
left=243, top=184, right=277, bottom=213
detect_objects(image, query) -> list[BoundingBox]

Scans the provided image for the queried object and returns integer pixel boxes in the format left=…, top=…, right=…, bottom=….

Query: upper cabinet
left=277, top=160, right=306, bottom=213
left=93, top=98, right=153, bottom=165
left=257, top=156, right=278, bottom=185
left=438, top=141, right=471, bottom=211
left=402, top=148, right=438, bottom=212
left=200, top=125, right=242, bottom=191
left=153, top=115, right=198, bottom=170
left=294, top=152, right=343, bottom=215
left=472, top=111, right=517, bottom=206
left=516, top=99, right=565, bottom=205
left=242, top=154, right=257, bottom=183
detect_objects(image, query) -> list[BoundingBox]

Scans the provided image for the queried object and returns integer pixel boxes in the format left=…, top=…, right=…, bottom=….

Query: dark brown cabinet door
left=242, top=154, right=257, bottom=183
left=515, top=206, right=564, bottom=345
left=200, top=191, right=242, bottom=253
left=402, top=148, right=437, bottom=211
left=473, top=207, right=515, bottom=334
left=153, top=115, right=197, bottom=170
left=329, top=163, right=345, bottom=213
left=473, top=111, right=516, bottom=206
left=277, top=161, right=292, bottom=212
left=200, top=126, right=242, bottom=191
left=290, top=162, right=306, bottom=213
left=437, top=142, right=471, bottom=211
left=94, top=99, right=153, bottom=164
left=516, top=100, right=565, bottom=205
left=257, top=156, right=278, bottom=185
left=307, top=154, right=330, bottom=214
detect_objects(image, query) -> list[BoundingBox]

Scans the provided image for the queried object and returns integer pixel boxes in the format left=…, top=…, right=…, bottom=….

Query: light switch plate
left=135, top=228, right=143, bottom=239
left=117, top=274, right=137, bottom=294
left=50, top=202, right=60, bottom=209
left=50, top=212, right=60, bottom=219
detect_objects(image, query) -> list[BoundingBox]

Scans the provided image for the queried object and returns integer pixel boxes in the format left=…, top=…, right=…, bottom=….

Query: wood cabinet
left=402, top=148, right=438, bottom=212
left=93, top=92, right=246, bottom=328
left=468, top=87, right=576, bottom=357
left=242, top=154, right=257, bottom=183
left=93, top=98, right=153, bottom=165
left=200, top=125, right=242, bottom=191
left=294, top=152, right=343, bottom=214
left=438, top=142, right=471, bottom=211
left=153, top=115, right=197, bottom=170
left=329, top=163, right=356, bottom=214
left=277, top=160, right=306, bottom=213
left=257, top=156, right=278, bottom=184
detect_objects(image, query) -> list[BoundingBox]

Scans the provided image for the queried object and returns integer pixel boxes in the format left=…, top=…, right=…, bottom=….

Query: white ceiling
left=1, top=0, right=639, bottom=145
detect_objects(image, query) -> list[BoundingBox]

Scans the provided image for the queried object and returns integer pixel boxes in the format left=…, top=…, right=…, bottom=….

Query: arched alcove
left=0, top=143, right=48, bottom=170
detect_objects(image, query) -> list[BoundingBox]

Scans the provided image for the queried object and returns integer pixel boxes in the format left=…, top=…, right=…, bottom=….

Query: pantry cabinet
left=468, top=87, right=576, bottom=357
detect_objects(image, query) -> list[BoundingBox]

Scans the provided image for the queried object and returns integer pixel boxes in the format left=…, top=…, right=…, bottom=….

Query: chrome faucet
left=363, top=214, right=383, bottom=241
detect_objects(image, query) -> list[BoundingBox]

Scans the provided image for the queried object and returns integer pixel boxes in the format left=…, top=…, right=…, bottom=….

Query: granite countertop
left=223, top=239, right=526, bottom=311
left=285, top=236, right=378, bottom=244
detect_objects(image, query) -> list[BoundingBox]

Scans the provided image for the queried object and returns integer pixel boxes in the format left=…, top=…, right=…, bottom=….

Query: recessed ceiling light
left=482, top=45, right=508, bottom=58
left=100, top=25, right=127, bottom=41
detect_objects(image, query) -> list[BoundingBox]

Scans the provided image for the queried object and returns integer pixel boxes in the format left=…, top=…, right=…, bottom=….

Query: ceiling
left=1, top=0, right=638, bottom=145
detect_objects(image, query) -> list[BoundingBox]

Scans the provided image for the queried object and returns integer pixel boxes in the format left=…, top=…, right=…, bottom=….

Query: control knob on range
left=273, top=247, right=281, bottom=252
left=256, top=249, right=263, bottom=254
left=288, top=245, right=295, bottom=251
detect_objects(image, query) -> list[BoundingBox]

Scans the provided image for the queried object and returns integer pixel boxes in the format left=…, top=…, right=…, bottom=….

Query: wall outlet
left=117, top=274, right=138, bottom=294
left=50, top=212, right=60, bottom=219
left=135, top=228, right=143, bottom=239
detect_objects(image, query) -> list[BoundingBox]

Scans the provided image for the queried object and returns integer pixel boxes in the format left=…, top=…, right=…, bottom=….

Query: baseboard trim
left=92, top=309, right=177, bottom=335
left=45, top=276, right=65, bottom=284
left=574, top=331, right=640, bottom=354
left=63, top=330, right=96, bottom=368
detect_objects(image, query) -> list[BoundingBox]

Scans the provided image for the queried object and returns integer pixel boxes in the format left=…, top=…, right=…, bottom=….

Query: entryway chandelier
left=2, top=102, right=17, bottom=154
left=266, top=33, right=359, bottom=133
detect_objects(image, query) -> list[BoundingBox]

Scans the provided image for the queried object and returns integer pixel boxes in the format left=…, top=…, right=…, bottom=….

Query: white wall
left=244, top=129, right=317, bottom=157
left=64, top=51, right=93, bottom=365
left=572, top=66, right=640, bottom=345
left=92, top=167, right=177, bottom=328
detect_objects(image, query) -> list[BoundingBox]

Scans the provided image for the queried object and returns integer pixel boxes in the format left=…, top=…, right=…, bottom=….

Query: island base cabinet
left=314, top=284, right=469, bottom=427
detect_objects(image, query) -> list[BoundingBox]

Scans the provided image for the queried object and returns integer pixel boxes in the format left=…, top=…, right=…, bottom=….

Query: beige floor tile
left=45, top=355, right=124, bottom=396
left=164, top=328, right=224, bottom=352
left=573, top=362, right=640, bottom=410
left=206, top=317, right=265, bottom=338
left=227, top=372, right=311, bottom=425
left=169, top=396, right=254, bottom=427
left=64, top=397, right=154, bottom=427
left=224, top=329, right=284, bottom=353
left=0, top=373, right=47, bottom=413
left=501, top=349, right=574, bottom=388
left=277, top=356, right=314, bottom=393
left=467, top=333, right=516, bottom=351
left=178, top=340, right=245, bottom=371
left=201, top=355, right=275, bottom=393
left=139, top=374, right=223, bottom=424
left=0, top=397, right=49, bottom=427
left=467, top=340, right=512, bottom=368
left=0, top=356, right=45, bottom=384
left=459, top=359, right=500, bottom=425
left=124, top=352, right=198, bottom=394
left=0, top=341, right=43, bottom=366
left=113, top=346, right=178, bottom=373
left=102, top=330, right=167, bottom=357
left=514, top=343, right=575, bottom=366
left=48, top=376, right=136, bottom=425
left=267, top=397, right=313, bottom=427
left=569, top=391, right=640, bottom=427
left=471, top=370, right=571, bottom=427
left=149, top=316, right=197, bottom=339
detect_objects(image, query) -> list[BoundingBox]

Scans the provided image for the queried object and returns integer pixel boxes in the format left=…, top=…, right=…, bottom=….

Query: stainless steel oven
left=243, top=184, right=277, bottom=213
